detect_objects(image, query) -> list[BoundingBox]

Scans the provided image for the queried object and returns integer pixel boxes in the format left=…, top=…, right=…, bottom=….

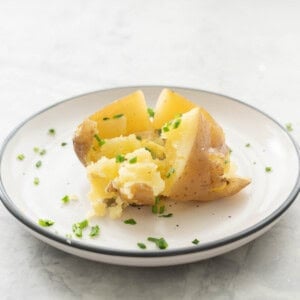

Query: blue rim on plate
left=0, top=86, right=300, bottom=258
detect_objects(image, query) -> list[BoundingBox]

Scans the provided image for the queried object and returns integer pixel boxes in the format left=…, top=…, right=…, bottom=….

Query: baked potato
left=73, top=89, right=250, bottom=218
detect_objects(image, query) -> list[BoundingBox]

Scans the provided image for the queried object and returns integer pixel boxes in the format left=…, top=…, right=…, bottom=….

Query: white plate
left=0, top=86, right=299, bottom=267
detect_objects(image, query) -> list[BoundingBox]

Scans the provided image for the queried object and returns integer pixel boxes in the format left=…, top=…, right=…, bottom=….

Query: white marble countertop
left=1, top=1, right=300, bottom=299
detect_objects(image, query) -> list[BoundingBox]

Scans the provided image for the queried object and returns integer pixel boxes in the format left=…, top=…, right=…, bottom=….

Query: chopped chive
left=147, top=237, right=168, bottom=250
left=173, top=119, right=181, bottom=129
left=155, top=196, right=160, bottom=205
left=166, top=167, right=175, bottom=178
left=40, top=149, right=46, bottom=156
left=103, top=117, right=110, bottom=121
left=152, top=196, right=160, bottom=214
left=113, top=113, right=124, bottom=119
left=35, top=160, right=42, bottom=168
left=89, top=225, right=100, bottom=237
left=245, top=143, right=251, bottom=147
left=152, top=205, right=158, bottom=214
left=61, top=195, right=70, bottom=204
left=159, top=205, right=165, bottom=214
left=285, top=123, right=293, bottom=132
left=94, top=134, right=105, bottom=147
left=72, top=219, right=89, bottom=238
left=72, top=226, right=82, bottom=238
left=147, top=108, right=155, bottom=118
left=38, top=219, right=54, bottom=227
left=78, top=219, right=89, bottom=228
left=192, top=238, right=199, bottom=245
left=265, top=166, right=272, bottom=173
left=137, top=242, right=146, bottom=249
left=224, top=160, right=229, bottom=164
left=129, top=157, right=137, bottom=164
left=124, top=218, right=137, bottom=225
left=174, top=113, right=183, bottom=118
left=17, top=154, right=25, bottom=161
left=159, top=213, right=173, bottom=218
left=136, top=135, right=142, bottom=141
left=48, top=128, right=55, bottom=136
left=33, top=147, right=40, bottom=153
left=34, top=177, right=40, bottom=185
left=116, top=154, right=126, bottom=163
left=162, top=126, right=170, bottom=132
left=61, top=142, right=67, bottom=147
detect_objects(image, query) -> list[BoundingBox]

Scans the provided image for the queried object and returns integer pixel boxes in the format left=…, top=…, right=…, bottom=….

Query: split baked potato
left=73, top=89, right=250, bottom=218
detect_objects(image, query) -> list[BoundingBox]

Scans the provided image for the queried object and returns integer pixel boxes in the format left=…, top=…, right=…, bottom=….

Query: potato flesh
left=89, top=90, right=152, bottom=136
left=87, top=148, right=165, bottom=218
left=87, top=134, right=142, bottom=163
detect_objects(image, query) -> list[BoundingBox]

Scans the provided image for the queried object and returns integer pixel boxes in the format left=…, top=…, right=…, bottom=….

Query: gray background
left=0, top=1, right=300, bottom=299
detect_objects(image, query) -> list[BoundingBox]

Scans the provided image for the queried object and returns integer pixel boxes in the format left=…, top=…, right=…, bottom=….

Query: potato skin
left=73, top=119, right=97, bottom=166
left=167, top=110, right=250, bottom=201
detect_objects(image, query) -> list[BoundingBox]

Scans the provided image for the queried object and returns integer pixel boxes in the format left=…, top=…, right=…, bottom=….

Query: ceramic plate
left=0, top=86, right=299, bottom=267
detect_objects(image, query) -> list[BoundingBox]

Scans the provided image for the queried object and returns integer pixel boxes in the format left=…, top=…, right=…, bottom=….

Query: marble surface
left=1, top=0, right=300, bottom=299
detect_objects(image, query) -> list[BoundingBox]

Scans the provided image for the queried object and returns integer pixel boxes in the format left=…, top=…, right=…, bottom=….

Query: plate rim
left=0, top=85, right=299, bottom=258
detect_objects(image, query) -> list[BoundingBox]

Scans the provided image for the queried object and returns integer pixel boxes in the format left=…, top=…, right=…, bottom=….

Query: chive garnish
left=159, top=205, right=165, bottom=214
left=147, top=108, right=155, bottom=118
left=166, top=167, right=175, bottom=178
left=116, top=154, right=126, bottom=163
left=192, top=238, right=199, bottom=245
left=48, top=128, right=56, bottom=136
left=34, top=177, right=40, bottom=185
left=147, top=237, right=168, bottom=250
left=224, top=160, right=229, bottom=164
left=173, top=119, right=181, bottom=129
left=265, top=166, right=272, bottom=173
left=137, top=242, right=146, bottom=249
left=124, top=218, right=137, bottom=225
left=40, top=149, right=46, bottom=156
left=113, top=113, right=124, bottom=119
left=136, top=135, right=142, bottom=141
left=245, top=143, right=251, bottom=147
left=35, top=160, right=42, bottom=168
left=159, top=213, right=173, bottom=218
left=94, top=134, right=105, bottom=147
left=285, top=123, right=293, bottom=132
left=89, top=225, right=100, bottom=237
left=129, top=157, right=137, bottom=164
left=61, top=142, right=67, bottom=147
left=152, top=196, right=160, bottom=214
left=61, top=195, right=70, bottom=204
left=33, top=147, right=40, bottom=153
left=17, top=154, right=25, bottom=161
left=162, top=126, right=170, bottom=132
left=152, top=205, right=158, bottom=214
left=103, top=117, right=110, bottom=121
left=72, top=219, right=89, bottom=238
left=38, top=219, right=54, bottom=227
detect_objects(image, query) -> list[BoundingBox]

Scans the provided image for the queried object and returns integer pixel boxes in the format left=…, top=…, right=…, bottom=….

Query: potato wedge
left=73, top=90, right=152, bottom=165
left=161, top=107, right=250, bottom=201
